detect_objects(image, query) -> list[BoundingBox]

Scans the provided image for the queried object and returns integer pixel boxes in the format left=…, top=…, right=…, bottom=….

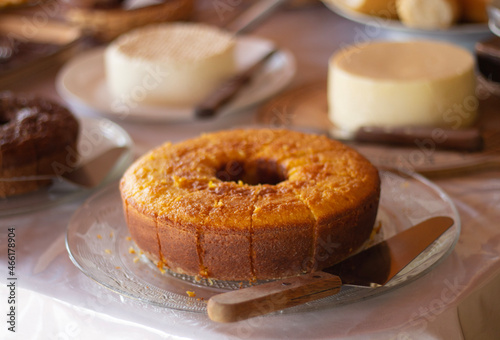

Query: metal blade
left=329, top=126, right=484, bottom=152
left=324, top=216, right=454, bottom=287
left=224, top=0, right=288, bottom=35
left=0, top=146, right=128, bottom=189
left=207, top=216, right=455, bottom=322
left=62, top=146, right=127, bottom=188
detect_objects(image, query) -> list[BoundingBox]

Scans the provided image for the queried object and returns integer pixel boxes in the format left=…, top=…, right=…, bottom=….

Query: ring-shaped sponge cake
left=120, top=129, right=381, bottom=281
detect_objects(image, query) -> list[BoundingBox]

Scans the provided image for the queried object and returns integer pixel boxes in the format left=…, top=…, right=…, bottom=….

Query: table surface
left=2, top=1, right=500, bottom=339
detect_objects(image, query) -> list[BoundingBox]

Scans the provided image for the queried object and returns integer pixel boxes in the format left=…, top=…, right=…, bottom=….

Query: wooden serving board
left=0, top=14, right=83, bottom=87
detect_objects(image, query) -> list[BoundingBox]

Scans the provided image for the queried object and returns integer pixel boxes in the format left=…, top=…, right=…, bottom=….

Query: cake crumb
left=109, top=232, right=114, bottom=238
left=126, top=236, right=132, bottom=241
left=186, top=291, right=196, bottom=297
left=115, top=266, right=121, bottom=270
left=128, top=247, right=136, bottom=254
left=370, top=221, right=382, bottom=240
left=200, top=268, right=209, bottom=278
left=97, top=234, right=102, bottom=239
left=173, top=175, right=187, bottom=187
left=133, top=256, right=140, bottom=263
left=105, top=249, right=112, bottom=254
left=157, top=261, right=166, bottom=274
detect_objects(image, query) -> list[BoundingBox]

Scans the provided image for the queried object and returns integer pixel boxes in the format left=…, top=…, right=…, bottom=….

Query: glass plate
left=66, top=168, right=460, bottom=314
left=0, top=117, right=133, bottom=217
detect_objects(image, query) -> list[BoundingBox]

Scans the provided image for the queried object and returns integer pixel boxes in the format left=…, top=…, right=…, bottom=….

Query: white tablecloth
left=1, top=2, right=500, bottom=339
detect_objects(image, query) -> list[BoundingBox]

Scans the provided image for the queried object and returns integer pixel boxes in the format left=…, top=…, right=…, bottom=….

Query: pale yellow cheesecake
left=328, top=40, right=478, bottom=132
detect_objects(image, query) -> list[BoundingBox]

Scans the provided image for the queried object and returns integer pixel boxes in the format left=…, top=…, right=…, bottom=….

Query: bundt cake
left=120, top=129, right=381, bottom=281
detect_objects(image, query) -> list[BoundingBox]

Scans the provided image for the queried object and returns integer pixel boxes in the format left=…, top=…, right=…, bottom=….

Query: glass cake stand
left=66, top=168, right=460, bottom=314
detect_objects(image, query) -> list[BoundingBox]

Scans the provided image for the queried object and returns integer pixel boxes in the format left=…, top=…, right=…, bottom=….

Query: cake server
left=0, top=146, right=127, bottom=189
left=194, top=49, right=277, bottom=118
left=224, top=0, right=289, bottom=35
left=60, top=146, right=128, bottom=188
left=207, top=215, right=455, bottom=323
left=329, top=126, right=484, bottom=152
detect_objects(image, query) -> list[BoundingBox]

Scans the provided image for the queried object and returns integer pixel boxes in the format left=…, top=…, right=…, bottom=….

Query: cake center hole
left=216, top=159, right=287, bottom=185
left=0, top=112, right=10, bottom=125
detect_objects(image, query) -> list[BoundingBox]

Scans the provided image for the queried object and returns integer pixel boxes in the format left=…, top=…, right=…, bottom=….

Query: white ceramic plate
left=66, top=168, right=460, bottom=314
left=56, top=36, right=296, bottom=123
left=0, top=117, right=133, bottom=217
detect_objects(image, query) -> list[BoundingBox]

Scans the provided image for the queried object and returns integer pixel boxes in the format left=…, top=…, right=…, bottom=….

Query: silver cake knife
left=207, top=216, right=455, bottom=323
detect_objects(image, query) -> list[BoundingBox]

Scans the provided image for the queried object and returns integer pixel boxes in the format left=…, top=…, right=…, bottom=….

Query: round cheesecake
left=120, top=129, right=381, bottom=281
left=328, top=40, right=478, bottom=132
left=105, top=23, right=236, bottom=107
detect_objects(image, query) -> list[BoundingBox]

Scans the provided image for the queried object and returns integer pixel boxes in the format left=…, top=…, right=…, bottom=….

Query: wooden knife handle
left=354, top=126, right=484, bottom=152
left=207, top=271, right=342, bottom=323
left=195, top=49, right=277, bottom=119
left=194, top=74, right=252, bottom=118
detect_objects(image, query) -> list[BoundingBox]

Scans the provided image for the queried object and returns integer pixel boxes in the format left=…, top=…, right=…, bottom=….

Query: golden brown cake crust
left=120, top=129, right=381, bottom=281
left=0, top=92, right=79, bottom=197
